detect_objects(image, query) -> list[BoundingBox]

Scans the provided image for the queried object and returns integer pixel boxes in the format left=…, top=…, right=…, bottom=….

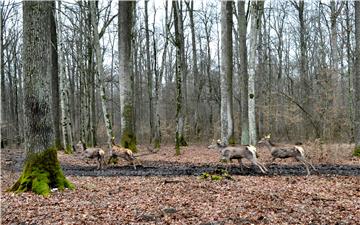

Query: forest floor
left=1, top=143, right=360, bottom=224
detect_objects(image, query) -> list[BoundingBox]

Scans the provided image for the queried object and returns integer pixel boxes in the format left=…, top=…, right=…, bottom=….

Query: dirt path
left=60, top=162, right=360, bottom=177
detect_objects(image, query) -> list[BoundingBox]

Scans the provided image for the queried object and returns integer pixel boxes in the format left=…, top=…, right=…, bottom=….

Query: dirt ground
left=1, top=144, right=360, bottom=224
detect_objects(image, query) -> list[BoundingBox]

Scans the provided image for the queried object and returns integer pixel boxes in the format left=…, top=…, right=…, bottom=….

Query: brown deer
left=109, top=137, right=141, bottom=169
left=213, top=140, right=268, bottom=174
left=258, top=134, right=316, bottom=175
left=83, top=147, right=106, bottom=170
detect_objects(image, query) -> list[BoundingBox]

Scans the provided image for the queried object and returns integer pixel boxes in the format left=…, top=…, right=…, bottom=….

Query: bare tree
left=57, top=1, right=73, bottom=153
left=173, top=1, right=187, bottom=155
left=119, top=1, right=136, bottom=151
left=220, top=1, right=234, bottom=145
left=238, top=0, right=249, bottom=145
left=50, top=1, right=61, bottom=149
left=248, top=1, right=264, bottom=145
left=90, top=1, right=113, bottom=151
left=145, top=0, right=154, bottom=145
left=354, top=1, right=360, bottom=154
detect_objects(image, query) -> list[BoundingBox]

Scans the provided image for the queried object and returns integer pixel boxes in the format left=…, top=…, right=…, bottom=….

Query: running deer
left=258, top=134, right=316, bottom=175
left=213, top=140, right=268, bottom=174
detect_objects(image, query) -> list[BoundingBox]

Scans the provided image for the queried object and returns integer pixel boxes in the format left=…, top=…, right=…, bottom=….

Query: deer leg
left=257, top=161, right=268, bottom=173
left=249, top=158, right=267, bottom=174
left=296, top=156, right=310, bottom=176
left=237, top=159, right=244, bottom=171
left=238, top=159, right=250, bottom=169
left=305, top=159, right=316, bottom=171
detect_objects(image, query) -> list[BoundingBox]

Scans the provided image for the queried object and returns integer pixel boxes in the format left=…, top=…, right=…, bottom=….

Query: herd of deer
left=209, top=134, right=316, bottom=175
left=77, top=134, right=316, bottom=176
left=75, top=137, right=140, bottom=170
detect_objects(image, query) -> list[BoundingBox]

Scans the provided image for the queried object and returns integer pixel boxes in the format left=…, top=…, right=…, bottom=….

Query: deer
left=83, top=147, right=106, bottom=170
left=212, top=140, right=268, bottom=174
left=257, top=134, right=316, bottom=176
left=75, top=140, right=106, bottom=170
left=108, top=137, right=141, bottom=169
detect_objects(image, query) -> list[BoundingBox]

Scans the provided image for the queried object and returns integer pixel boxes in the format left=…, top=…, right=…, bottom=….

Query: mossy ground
left=353, top=145, right=360, bottom=157
left=8, top=147, right=74, bottom=196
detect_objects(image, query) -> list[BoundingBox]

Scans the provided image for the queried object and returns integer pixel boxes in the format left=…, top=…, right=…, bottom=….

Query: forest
left=1, top=0, right=360, bottom=224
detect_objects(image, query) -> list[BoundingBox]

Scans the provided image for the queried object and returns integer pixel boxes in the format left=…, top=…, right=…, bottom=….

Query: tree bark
left=354, top=1, right=360, bottom=151
left=220, top=1, right=234, bottom=145
left=173, top=1, right=187, bottom=155
left=10, top=1, right=73, bottom=196
left=90, top=1, right=114, bottom=152
left=238, top=1, right=249, bottom=145
left=57, top=1, right=73, bottom=153
left=50, top=1, right=61, bottom=149
left=248, top=1, right=264, bottom=145
left=145, top=0, right=154, bottom=145
left=119, top=1, right=136, bottom=151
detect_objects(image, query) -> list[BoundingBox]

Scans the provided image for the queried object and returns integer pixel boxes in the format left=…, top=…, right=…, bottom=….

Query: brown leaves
left=1, top=146, right=360, bottom=224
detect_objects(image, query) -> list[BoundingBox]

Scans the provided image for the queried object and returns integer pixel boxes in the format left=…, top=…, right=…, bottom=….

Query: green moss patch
left=199, top=169, right=233, bottom=181
left=353, top=145, right=360, bottom=157
left=8, top=147, right=74, bottom=196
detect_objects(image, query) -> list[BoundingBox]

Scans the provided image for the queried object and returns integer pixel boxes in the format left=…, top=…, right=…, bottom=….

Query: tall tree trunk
left=153, top=1, right=165, bottom=149
left=90, top=1, right=114, bottom=151
left=57, top=1, right=73, bottom=153
left=10, top=1, right=73, bottom=196
left=119, top=1, right=136, bottom=151
left=354, top=1, right=360, bottom=152
left=220, top=1, right=234, bottom=145
left=173, top=1, right=187, bottom=155
left=187, top=1, right=201, bottom=139
left=330, top=1, right=344, bottom=106
left=0, top=10, right=6, bottom=148
left=50, top=1, right=61, bottom=149
left=144, top=0, right=154, bottom=144
left=238, top=1, right=249, bottom=145
left=248, top=1, right=264, bottom=145
left=87, top=3, right=96, bottom=147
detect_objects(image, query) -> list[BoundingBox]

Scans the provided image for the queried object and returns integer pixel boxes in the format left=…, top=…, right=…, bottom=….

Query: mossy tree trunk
left=90, top=1, right=113, bottom=153
left=119, top=1, right=136, bottom=152
left=173, top=1, right=187, bottom=155
left=354, top=1, right=360, bottom=154
left=9, top=1, right=73, bottom=196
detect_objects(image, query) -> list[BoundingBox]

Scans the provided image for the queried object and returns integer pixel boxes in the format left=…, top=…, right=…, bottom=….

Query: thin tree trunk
left=354, top=1, right=360, bottom=151
left=145, top=0, right=154, bottom=144
left=173, top=1, right=187, bottom=155
left=187, top=1, right=201, bottom=139
left=90, top=1, right=113, bottom=152
left=57, top=1, right=73, bottom=153
left=50, top=1, right=61, bottom=149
